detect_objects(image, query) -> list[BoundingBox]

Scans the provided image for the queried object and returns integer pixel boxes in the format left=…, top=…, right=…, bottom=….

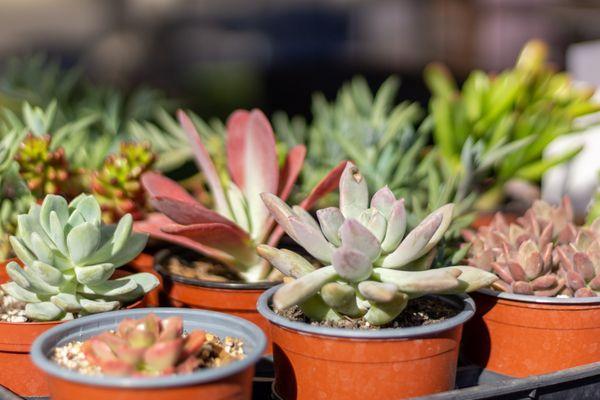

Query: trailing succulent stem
left=2, top=194, right=159, bottom=321
left=258, top=162, right=497, bottom=325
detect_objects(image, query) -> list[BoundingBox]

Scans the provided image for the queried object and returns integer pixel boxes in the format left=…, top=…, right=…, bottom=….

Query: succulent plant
left=426, top=40, right=600, bottom=210
left=0, top=54, right=186, bottom=174
left=91, top=142, right=156, bottom=223
left=0, top=130, right=33, bottom=260
left=2, top=194, right=159, bottom=321
left=81, top=314, right=207, bottom=376
left=258, top=162, right=497, bottom=325
left=273, top=76, right=532, bottom=240
left=463, top=197, right=600, bottom=297
left=137, top=108, right=345, bottom=283
left=15, top=134, right=81, bottom=199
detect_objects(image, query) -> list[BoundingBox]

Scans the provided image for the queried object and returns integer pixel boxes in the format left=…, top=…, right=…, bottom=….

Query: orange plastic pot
left=31, top=308, right=266, bottom=400
left=258, top=285, right=476, bottom=400
left=0, top=258, right=148, bottom=397
left=463, top=289, right=600, bottom=377
left=125, top=253, right=163, bottom=306
left=156, top=250, right=276, bottom=353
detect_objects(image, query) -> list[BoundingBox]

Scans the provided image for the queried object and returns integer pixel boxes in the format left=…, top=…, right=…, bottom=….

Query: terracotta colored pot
left=471, top=211, right=519, bottom=229
left=0, top=258, right=148, bottom=397
left=258, top=285, right=475, bottom=400
left=125, top=253, right=163, bottom=306
left=155, top=250, right=277, bottom=353
left=31, top=308, right=266, bottom=400
left=463, top=289, right=600, bottom=377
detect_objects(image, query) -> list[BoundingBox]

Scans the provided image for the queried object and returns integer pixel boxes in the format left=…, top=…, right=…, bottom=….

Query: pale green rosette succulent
left=258, top=162, right=497, bottom=326
left=3, top=194, right=159, bottom=321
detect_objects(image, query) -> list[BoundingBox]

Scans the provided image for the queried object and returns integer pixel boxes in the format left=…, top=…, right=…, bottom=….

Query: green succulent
left=425, top=40, right=600, bottom=210
left=273, top=76, right=529, bottom=240
left=3, top=194, right=159, bottom=321
left=0, top=54, right=187, bottom=173
left=0, top=129, right=33, bottom=261
left=259, top=163, right=497, bottom=325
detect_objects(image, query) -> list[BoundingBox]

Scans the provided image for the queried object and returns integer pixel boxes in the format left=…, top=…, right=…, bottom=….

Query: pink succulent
left=136, top=109, right=345, bottom=282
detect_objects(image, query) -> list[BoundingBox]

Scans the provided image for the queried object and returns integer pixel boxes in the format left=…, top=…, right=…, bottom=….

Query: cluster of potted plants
left=1, top=39, right=600, bottom=400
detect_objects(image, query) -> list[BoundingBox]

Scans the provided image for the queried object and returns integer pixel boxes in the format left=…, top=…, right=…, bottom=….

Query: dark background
left=2, top=0, right=600, bottom=118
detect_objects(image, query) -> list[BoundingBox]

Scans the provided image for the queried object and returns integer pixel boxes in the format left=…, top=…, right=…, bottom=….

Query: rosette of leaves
left=82, top=314, right=207, bottom=376
left=464, top=198, right=600, bottom=297
left=91, top=142, right=156, bottom=223
left=137, top=109, right=345, bottom=283
left=3, top=194, right=159, bottom=321
left=258, top=162, right=497, bottom=325
left=425, top=40, right=600, bottom=210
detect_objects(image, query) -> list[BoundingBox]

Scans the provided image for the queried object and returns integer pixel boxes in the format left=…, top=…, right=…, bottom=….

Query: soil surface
left=276, top=296, right=460, bottom=330
left=53, top=332, right=245, bottom=376
left=165, top=254, right=243, bottom=282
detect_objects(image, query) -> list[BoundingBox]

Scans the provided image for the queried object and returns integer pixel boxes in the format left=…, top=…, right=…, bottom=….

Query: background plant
left=425, top=40, right=600, bottom=210
left=273, top=76, right=530, bottom=241
left=3, top=194, right=159, bottom=321
left=464, top=198, right=600, bottom=297
left=259, top=162, right=497, bottom=325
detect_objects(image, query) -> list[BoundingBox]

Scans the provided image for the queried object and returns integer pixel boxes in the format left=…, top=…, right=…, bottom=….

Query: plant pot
left=124, top=253, right=163, bottom=306
left=155, top=249, right=277, bottom=353
left=463, top=289, right=600, bottom=377
left=0, top=258, right=148, bottom=397
left=31, top=308, right=266, bottom=400
left=257, top=285, right=476, bottom=400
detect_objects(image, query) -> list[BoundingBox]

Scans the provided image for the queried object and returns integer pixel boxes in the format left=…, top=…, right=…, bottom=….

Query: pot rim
left=257, top=284, right=475, bottom=339
left=476, top=288, right=600, bottom=305
left=154, top=248, right=278, bottom=290
left=30, top=307, right=266, bottom=388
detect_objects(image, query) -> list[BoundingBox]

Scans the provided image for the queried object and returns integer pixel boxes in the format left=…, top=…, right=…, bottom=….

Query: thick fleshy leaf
left=260, top=193, right=296, bottom=240
left=40, top=195, right=69, bottom=239
left=145, top=339, right=183, bottom=372
left=277, top=145, right=306, bottom=201
left=339, top=162, right=368, bottom=219
left=75, top=263, right=116, bottom=285
left=161, top=223, right=258, bottom=267
left=50, top=293, right=83, bottom=312
left=159, top=317, right=184, bottom=341
left=332, top=247, right=373, bottom=282
left=339, top=219, right=381, bottom=261
left=141, top=172, right=197, bottom=204
left=272, top=265, right=337, bottom=310
left=30, top=260, right=63, bottom=286
left=288, top=216, right=335, bottom=263
left=316, top=207, right=344, bottom=246
left=67, top=222, right=101, bottom=263
left=370, top=186, right=396, bottom=218
left=150, top=196, right=238, bottom=228
left=292, top=205, right=320, bottom=231
left=30, top=232, right=54, bottom=265
left=6, top=262, right=58, bottom=295
left=418, top=204, right=455, bottom=256
left=256, top=245, right=316, bottom=278
left=299, top=161, right=347, bottom=211
left=226, top=110, right=251, bottom=187
left=72, top=195, right=102, bottom=225
left=25, top=302, right=64, bottom=321
left=320, top=282, right=363, bottom=317
left=226, top=182, right=251, bottom=232
left=1, top=282, right=41, bottom=303
left=363, top=292, right=408, bottom=325
left=9, top=237, right=35, bottom=267
left=439, top=266, right=498, bottom=293
left=134, top=214, right=236, bottom=266
left=178, top=110, right=231, bottom=217
left=381, top=211, right=442, bottom=269
left=358, top=281, right=398, bottom=302
left=381, top=199, right=406, bottom=253
left=80, top=298, right=121, bottom=314
left=374, top=267, right=461, bottom=294
left=358, top=209, right=387, bottom=243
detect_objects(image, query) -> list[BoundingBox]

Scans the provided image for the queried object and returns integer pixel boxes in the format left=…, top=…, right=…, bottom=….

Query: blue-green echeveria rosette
left=3, top=194, right=159, bottom=321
